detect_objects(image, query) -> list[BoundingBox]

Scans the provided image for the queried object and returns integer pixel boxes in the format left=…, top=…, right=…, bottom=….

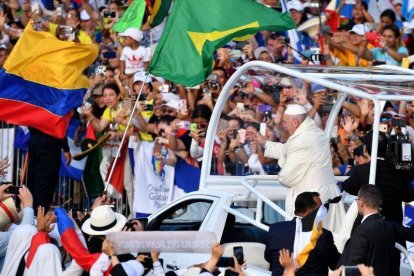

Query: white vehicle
left=145, top=62, right=414, bottom=275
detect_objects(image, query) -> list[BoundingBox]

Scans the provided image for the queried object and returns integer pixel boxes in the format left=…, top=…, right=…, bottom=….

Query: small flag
left=112, top=0, right=146, bottom=33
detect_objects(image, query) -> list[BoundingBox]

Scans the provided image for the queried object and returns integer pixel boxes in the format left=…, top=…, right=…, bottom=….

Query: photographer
left=342, top=131, right=414, bottom=224
left=342, top=130, right=414, bottom=276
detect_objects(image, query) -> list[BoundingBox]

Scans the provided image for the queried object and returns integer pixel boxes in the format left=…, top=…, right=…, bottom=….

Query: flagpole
left=104, top=72, right=151, bottom=195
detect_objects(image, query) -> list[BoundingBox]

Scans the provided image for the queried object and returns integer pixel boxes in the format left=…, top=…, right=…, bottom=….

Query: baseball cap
left=161, top=100, right=180, bottom=111
left=119, top=28, right=143, bottom=42
left=311, top=83, right=326, bottom=94
left=133, top=72, right=152, bottom=84
left=349, top=24, right=365, bottom=36
left=253, top=46, right=274, bottom=62
left=287, top=0, right=304, bottom=12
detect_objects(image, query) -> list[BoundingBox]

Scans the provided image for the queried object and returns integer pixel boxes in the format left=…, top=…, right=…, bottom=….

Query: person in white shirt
left=119, top=28, right=150, bottom=79
left=252, top=104, right=345, bottom=232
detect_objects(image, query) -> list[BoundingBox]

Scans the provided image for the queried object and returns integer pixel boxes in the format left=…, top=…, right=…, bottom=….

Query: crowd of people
left=0, top=0, right=414, bottom=274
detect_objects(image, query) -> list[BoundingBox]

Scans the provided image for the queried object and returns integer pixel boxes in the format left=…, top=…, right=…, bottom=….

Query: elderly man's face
left=282, top=114, right=300, bottom=136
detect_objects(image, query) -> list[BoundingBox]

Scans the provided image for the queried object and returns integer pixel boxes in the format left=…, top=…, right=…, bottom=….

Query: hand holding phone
left=233, top=246, right=244, bottom=265
left=6, top=185, right=20, bottom=195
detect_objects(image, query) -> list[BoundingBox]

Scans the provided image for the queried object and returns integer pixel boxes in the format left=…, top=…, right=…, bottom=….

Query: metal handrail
left=395, top=242, right=414, bottom=272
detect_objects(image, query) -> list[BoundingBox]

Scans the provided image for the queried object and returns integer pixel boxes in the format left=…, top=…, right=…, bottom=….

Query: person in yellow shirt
left=328, top=24, right=374, bottom=67
left=83, top=83, right=134, bottom=212
left=47, top=8, right=92, bottom=44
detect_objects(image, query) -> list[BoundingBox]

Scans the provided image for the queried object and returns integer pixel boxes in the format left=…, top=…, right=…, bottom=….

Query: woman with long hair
left=361, top=24, right=408, bottom=66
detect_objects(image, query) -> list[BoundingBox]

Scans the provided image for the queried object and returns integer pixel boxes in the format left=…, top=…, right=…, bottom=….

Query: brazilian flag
left=148, top=0, right=296, bottom=87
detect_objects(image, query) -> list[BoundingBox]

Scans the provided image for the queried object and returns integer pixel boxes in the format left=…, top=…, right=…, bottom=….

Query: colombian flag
left=0, top=22, right=98, bottom=138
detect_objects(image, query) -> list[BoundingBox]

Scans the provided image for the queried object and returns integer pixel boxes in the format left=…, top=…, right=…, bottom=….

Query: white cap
left=253, top=46, right=274, bottom=62
left=80, top=10, right=90, bottom=21
left=162, top=100, right=180, bottom=111
left=133, top=71, right=152, bottom=84
left=119, top=27, right=143, bottom=42
left=285, top=104, right=307, bottom=115
left=287, top=0, right=304, bottom=12
left=349, top=24, right=365, bottom=36
left=161, top=92, right=180, bottom=102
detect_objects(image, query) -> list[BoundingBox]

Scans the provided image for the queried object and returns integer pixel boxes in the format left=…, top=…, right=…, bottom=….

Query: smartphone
left=138, top=94, right=146, bottom=101
left=145, top=104, right=153, bottom=111
left=233, top=246, right=244, bottom=265
left=232, top=128, right=239, bottom=138
left=224, top=270, right=239, bottom=276
left=103, top=51, right=116, bottom=59
left=56, top=4, right=63, bottom=16
left=177, top=120, right=190, bottom=130
left=179, top=99, right=187, bottom=114
left=190, top=123, right=198, bottom=132
left=342, top=266, right=361, bottom=276
left=124, top=222, right=136, bottom=231
left=237, top=102, right=245, bottom=113
left=104, top=11, right=116, bottom=18
left=6, top=186, right=20, bottom=195
left=217, top=257, right=234, bottom=267
left=258, top=104, right=272, bottom=113
left=122, top=98, right=132, bottom=114
left=259, top=122, right=266, bottom=136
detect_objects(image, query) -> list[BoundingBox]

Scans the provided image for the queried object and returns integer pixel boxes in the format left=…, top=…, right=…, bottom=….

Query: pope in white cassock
left=259, top=104, right=345, bottom=232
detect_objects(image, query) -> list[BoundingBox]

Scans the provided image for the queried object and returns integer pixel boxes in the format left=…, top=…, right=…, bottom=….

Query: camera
left=320, top=92, right=337, bottom=113
left=263, top=84, right=281, bottom=103
left=386, top=119, right=414, bottom=170
left=206, top=73, right=219, bottom=90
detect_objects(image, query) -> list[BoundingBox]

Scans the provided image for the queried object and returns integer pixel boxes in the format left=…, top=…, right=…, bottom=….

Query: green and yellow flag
left=112, top=0, right=146, bottom=33
left=148, top=0, right=295, bottom=87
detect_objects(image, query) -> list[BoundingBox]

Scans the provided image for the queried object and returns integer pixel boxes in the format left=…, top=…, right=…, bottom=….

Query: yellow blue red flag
left=0, top=22, right=98, bottom=138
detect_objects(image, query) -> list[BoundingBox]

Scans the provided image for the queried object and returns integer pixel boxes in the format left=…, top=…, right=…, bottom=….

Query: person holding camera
left=342, top=131, right=414, bottom=276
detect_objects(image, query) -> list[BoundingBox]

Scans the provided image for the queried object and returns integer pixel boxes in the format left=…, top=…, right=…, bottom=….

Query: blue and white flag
left=280, top=0, right=303, bottom=62
left=402, top=0, right=414, bottom=20
left=59, top=118, right=86, bottom=181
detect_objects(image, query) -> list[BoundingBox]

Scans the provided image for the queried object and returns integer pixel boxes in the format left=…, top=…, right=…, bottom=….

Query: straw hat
left=0, top=198, right=21, bottom=228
